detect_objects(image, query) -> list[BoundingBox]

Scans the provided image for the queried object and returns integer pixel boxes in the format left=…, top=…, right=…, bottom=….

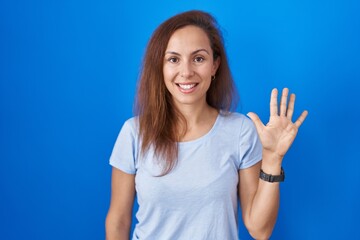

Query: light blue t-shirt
left=109, top=111, right=262, bottom=240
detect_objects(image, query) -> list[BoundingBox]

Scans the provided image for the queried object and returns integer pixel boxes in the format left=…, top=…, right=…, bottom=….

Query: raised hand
left=247, top=88, right=308, bottom=161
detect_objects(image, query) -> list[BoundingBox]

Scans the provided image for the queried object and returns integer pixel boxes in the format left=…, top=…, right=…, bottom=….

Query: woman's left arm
left=239, top=88, right=308, bottom=239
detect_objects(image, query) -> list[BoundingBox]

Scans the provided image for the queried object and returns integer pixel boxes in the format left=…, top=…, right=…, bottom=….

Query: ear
left=212, top=57, right=221, bottom=76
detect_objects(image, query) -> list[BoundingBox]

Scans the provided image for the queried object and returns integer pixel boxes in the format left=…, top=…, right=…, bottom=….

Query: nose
left=180, top=62, right=194, bottom=78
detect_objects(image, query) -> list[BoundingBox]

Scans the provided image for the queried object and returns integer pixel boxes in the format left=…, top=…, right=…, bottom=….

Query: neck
left=175, top=101, right=217, bottom=127
left=173, top=101, right=219, bottom=142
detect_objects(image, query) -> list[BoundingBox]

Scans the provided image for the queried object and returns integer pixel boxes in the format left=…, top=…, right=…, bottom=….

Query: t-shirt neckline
left=177, top=110, right=223, bottom=146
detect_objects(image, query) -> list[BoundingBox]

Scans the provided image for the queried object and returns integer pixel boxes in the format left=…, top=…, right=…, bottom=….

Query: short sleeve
left=109, top=118, right=138, bottom=174
left=238, top=116, right=263, bottom=169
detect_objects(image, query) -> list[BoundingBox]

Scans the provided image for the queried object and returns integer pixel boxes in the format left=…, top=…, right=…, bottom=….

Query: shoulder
left=114, top=116, right=140, bottom=142
left=122, top=116, right=139, bottom=133
left=217, top=111, right=257, bottom=139
left=219, top=111, right=253, bottom=129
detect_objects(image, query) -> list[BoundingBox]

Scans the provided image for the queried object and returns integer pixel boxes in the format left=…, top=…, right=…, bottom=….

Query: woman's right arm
left=105, top=167, right=135, bottom=240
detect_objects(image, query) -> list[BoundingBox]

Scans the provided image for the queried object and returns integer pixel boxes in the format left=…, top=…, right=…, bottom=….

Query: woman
left=105, top=10, right=308, bottom=240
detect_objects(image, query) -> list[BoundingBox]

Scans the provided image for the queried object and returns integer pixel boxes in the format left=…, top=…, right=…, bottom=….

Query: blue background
left=1, top=0, right=359, bottom=239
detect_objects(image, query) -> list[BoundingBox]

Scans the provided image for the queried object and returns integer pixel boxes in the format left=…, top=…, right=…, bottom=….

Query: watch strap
left=259, top=167, right=285, bottom=182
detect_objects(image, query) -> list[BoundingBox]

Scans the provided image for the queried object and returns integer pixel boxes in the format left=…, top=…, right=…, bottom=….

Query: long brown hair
left=135, top=10, right=238, bottom=175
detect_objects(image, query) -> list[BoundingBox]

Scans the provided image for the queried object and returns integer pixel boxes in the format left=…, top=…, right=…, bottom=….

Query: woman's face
left=163, top=25, right=220, bottom=108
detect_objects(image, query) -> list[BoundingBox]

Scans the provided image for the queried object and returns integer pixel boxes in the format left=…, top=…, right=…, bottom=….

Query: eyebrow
left=165, top=48, right=210, bottom=56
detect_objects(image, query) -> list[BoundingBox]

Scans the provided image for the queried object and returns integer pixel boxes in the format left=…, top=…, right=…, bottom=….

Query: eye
left=194, top=56, right=205, bottom=63
left=167, top=57, right=179, bottom=63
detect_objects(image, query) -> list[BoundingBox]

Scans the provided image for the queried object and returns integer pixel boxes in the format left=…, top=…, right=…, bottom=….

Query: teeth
left=178, top=84, right=196, bottom=90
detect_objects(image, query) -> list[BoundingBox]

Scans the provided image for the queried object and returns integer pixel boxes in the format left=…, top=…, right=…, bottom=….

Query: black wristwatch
left=259, top=167, right=285, bottom=182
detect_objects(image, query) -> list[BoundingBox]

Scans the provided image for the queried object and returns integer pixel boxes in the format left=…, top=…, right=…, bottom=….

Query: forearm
left=105, top=216, right=131, bottom=240
left=106, top=230, right=129, bottom=240
left=245, top=155, right=282, bottom=239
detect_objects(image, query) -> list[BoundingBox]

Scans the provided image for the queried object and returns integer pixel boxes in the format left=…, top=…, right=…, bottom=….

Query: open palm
left=248, top=88, right=308, bottom=158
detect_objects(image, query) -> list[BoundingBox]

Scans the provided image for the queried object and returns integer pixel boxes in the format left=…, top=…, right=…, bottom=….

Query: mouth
left=175, top=83, right=198, bottom=93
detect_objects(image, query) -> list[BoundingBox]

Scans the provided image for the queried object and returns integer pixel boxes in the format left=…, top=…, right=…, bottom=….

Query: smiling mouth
left=176, top=83, right=198, bottom=90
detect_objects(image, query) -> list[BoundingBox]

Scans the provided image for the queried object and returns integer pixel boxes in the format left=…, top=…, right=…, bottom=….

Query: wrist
left=262, top=151, right=283, bottom=175
left=262, top=149, right=284, bottom=162
left=261, top=163, right=282, bottom=175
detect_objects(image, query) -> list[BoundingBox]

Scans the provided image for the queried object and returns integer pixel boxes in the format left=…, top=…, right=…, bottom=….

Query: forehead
left=166, top=25, right=212, bottom=52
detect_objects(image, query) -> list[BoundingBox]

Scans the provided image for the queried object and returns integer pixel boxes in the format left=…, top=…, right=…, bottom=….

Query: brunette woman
left=105, top=10, right=308, bottom=240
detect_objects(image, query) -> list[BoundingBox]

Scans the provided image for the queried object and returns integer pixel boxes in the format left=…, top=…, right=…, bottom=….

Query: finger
left=270, top=88, right=278, bottom=116
left=294, top=110, right=308, bottom=128
left=287, top=93, right=296, bottom=120
left=247, top=112, right=265, bottom=133
left=280, top=88, right=289, bottom=116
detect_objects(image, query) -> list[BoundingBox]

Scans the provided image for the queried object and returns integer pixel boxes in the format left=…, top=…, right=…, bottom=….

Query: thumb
left=247, top=112, right=265, bottom=132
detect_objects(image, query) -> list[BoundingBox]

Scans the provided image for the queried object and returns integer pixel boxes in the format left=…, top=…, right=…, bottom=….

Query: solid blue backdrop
left=1, top=0, right=359, bottom=239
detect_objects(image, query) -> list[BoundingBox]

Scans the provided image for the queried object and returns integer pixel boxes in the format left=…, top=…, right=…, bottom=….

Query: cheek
left=163, top=67, right=174, bottom=82
left=163, top=69, right=175, bottom=91
left=200, top=67, right=213, bottom=79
